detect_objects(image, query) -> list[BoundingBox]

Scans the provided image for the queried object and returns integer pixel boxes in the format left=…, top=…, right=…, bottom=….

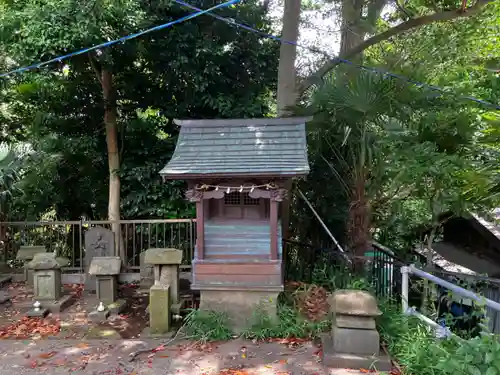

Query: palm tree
left=307, top=71, right=407, bottom=257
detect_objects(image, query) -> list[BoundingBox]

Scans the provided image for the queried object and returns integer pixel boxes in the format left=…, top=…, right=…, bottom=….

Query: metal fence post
left=401, top=265, right=410, bottom=314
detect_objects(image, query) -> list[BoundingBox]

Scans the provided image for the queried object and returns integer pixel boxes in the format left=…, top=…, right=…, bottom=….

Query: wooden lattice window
left=224, top=192, right=241, bottom=205
left=243, top=194, right=260, bottom=206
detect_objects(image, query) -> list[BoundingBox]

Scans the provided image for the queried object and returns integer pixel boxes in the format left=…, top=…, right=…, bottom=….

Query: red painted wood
left=270, top=199, right=278, bottom=260
left=195, top=262, right=280, bottom=275
left=196, top=200, right=204, bottom=259
left=195, top=273, right=282, bottom=285
left=204, top=254, right=269, bottom=260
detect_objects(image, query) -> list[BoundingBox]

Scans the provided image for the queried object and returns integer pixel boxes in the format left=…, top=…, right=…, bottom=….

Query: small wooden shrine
left=160, top=117, right=311, bottom=321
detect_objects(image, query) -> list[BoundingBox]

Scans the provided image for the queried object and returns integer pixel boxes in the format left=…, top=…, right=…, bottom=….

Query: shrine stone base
left=199, top=289, right=280, bottom=331
left=321, top=334, right=392, bottom=371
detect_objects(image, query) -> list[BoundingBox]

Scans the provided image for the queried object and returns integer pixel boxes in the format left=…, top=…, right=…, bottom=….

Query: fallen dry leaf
left=38, top=351, right=57, bottom=359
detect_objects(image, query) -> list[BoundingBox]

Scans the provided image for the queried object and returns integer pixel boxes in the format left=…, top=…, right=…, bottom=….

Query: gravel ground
left=0, top=338, right=376, bottom=375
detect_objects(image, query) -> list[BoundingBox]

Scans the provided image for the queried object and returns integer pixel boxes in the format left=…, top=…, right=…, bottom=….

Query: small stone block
left=88, top=257, right=121, bottom=276
left=330, top=290, right=381, bottom=317
left=335, top=315, right=376, bottom=330
left=0, top=291, right=10, bottom=304
left=33, top=269, right=62, bottom=300
left=149, top=284, right=170, bottom=334
left=88, top=309, right=110, bottom=323
left=47, top=294, right=73, bottom=313
left=28, top=253, right=61, bottom=270
left=108, top=299, right=127, bottom=315
left=16, top=246, right=46, bottom=261
left=331, top=326, right=380, bottom=356
left=26, top=308, right=49, bottom=318
left=144, top=248, right=183, bottom=265
left=96, top=276, right=117, bottom=305
left=0, top=275, right=12, bottom=286
left=321, top=334, right=391, bottom=372
left=55, top=257, right=70, bottom=267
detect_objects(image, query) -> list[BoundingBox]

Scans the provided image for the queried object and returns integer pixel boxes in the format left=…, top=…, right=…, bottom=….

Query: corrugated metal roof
left=160, top=117, right=311, bottom=178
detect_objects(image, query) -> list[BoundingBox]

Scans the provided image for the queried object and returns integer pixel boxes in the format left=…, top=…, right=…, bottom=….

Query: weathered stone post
left=29, top=253, right=62, bottom=301
left=144, top=248, right=183, bottom=305
left=16, top=246, right=46, bottom=286
left=26, top=253, right=62, bottom=317
left=143, top=248, right=182, bottom=335
left=321, top=289, right=391, bottom=371
left=88, top=256, right=121, bottom=305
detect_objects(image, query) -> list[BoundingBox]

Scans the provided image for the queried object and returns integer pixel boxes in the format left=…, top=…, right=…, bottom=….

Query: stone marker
left=28, top=252, right=62, bottom=301
left=144, top=248, right=183, bottom=304
left=149, top=284, right=171, bottom=334
left=321, top=289, right=391, bottom=371
left=88, top=256, right=121, bottom=305
left=84, top=227, right=115, bottom=292
left=0, top=291, right=10, bottom=304
left=16, top=245, right=46, bottom=286
left=140, top=252, right=154, bottom=289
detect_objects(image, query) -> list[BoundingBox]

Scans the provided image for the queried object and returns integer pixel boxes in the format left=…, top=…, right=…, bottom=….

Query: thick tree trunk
left=101, top=69, right=123, bottom=262
left=277, top=0, right=301, bottom=241
left=339, top=0, right=365, bottom=58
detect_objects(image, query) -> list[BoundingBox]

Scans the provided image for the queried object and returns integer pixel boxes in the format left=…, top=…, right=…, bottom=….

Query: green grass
left=378, top=300, right=500, bottom=375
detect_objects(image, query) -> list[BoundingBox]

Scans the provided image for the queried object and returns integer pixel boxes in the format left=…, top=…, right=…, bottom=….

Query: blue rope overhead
left=174, top=0, right=500, bottom=111
left=0, top=0, right=240, bottom=78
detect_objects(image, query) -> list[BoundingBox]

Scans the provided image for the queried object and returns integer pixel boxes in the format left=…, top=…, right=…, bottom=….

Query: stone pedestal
left=200, top=289, right=279, bottom=332
left=321, top=290, right=391, bottom=372
left=88, top=257, right=121, bottom=305
left=16, top=246, right=46, bottom=286
left=144, top=248, right=183, bottom=305
left=148, top=284, right=171, bottom=335
left=28, top=253, right=62, bottom=301
left=25, top=253, right=73, bottom=316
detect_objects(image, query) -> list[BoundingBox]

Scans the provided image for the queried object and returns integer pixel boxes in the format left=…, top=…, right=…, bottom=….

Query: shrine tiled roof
left=160, top=117, right=311, bottom=179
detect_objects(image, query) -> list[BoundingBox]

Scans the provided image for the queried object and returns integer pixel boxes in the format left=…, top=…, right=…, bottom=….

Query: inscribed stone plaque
left=84, top=227, right=115, bottom=291
left=34, top=270, right=61, bottom=300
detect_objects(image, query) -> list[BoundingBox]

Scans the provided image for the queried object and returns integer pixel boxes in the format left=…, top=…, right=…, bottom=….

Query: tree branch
left=297, top=0, right=494, bottom=94
left=88, top=52, right=103, bottom=86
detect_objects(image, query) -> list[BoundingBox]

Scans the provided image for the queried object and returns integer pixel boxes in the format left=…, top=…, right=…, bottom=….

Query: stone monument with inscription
left=321, top=289, right=391, bottom=371
left=26, top=252, right=73, bottom=316
left=84, top=227, right=115, bottom=291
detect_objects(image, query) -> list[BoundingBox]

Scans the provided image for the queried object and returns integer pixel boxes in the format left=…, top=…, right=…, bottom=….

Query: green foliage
left=183, top=309, right=233, bottom=343
left=0, top=0, right=278, bottom=221
left=242, top=304, right=330, bottom=340
left=379, top=300, right=500, bottom=375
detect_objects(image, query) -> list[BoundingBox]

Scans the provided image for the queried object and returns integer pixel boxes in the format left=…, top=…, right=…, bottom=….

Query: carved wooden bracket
left=185, top=189, right=204, bottom=202
left=248, top=187, right=288, bottom=201
left=270, top=188, right=288, bottom=202
left=185, top=188, right=226, bottom=201
left=248, top=188, right=270, bottom=199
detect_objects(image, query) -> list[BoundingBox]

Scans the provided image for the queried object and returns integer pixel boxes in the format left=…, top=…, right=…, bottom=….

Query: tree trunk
left=277, top=0, right=301, bottom=242
left=297, top=0, right=494, bottom=94
left=339, top=0, right=365, bottom=59
left=101, top=69, right=123, bottom=262
left=347, top=170, right=370, bottom=269
left=277, top=0, right=301, bottom=115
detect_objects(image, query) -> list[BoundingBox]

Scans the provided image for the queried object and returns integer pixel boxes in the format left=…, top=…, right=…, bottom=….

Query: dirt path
left=0, top=338, right=377, bottom=374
